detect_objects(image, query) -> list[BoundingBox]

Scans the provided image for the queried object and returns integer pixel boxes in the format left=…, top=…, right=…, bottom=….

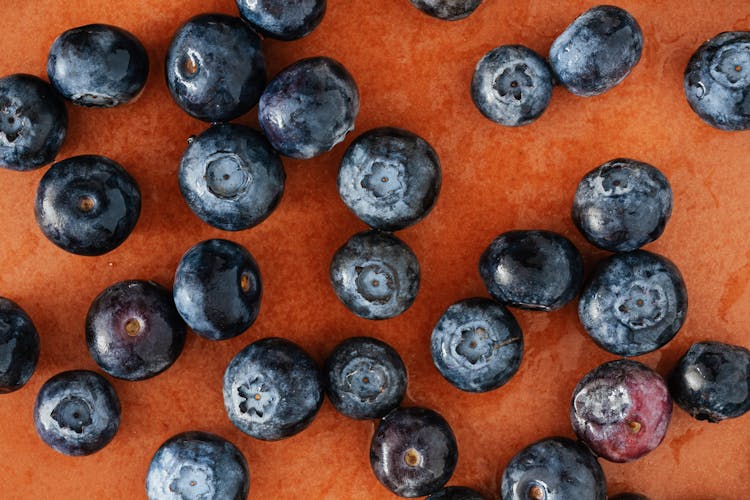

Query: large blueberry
left=408, top=0, right=483, bottom=21
left=0, top=298, right=40, bottom=393
left=236, top=0, right=326, bottom=41
left=427, top=486, right=487, bottom=500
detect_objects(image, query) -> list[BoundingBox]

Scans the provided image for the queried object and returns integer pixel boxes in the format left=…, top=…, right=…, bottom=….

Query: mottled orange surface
left=0, top=0, right=749, bottom=498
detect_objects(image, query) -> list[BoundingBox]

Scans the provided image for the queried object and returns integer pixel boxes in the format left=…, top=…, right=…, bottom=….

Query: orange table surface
left=1, top=1, right=749, bottom=498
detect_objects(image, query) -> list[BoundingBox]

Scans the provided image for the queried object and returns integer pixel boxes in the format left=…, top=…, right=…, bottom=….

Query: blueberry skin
left=330, top=230, right=420, bottom=320
left=370, top=407, right=458, bottom=498
left=258, top=57, right=359, bottom=159
left=471, top=45, right=554, bottom=127
left=173, top=239, right=262, bottom=341
left=610, top=494, right=650, bottom=500
left=427, top=486, right=487, bottom=500
left=684, top=31, right=750, bottom=131
left=47, top=24, right=149, bottom=108
left=408, top=0, right=483, bottom=21
left=165, top=14, right=266, bottom=123
left=146, top=431, right=250, bottom=500
left=572, top=158, right=672, bottom=252
left=33, top=370, right=121, bottom=456
left=34, top=155, right=141, bottom=256
left=0, top=74, right=67, bottom=171
left=338, top=127, right=441, bottom=231
left=549, top=5, right=643, bottom=96
left=324, top=336, right=407, bottom=419
left=223, top=337, right=324, bottom=441
left=236, top=0, right=326, bottom=41
left=179, top=123, right=285, bottom=231
left=668, top=341, right=750, bottom=422
left=579, top=250, right=687, bottom=357
left=0, top=298, right=40, bottom=393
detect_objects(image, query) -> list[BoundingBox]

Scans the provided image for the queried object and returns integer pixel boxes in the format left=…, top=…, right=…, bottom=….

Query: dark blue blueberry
left=165, top=14, right=266, bottom=123
left=324, top=336, right=407, bottom=419
left=338, top=127, right=441, bottom=231
left=47, top=24, right=149, bottom=107
left=0, top=74, right=67, bottom=171
left=146, top=431, right=250, bottom=500
left=34, top=154, right=141, bottom=256
left=572, top=159, right=673, bottom=252
left=471, top=45, right=553, bottom=127
left=330, top=230, right=420, bottom=320
left=33, top=370, right=121, bottom=456
left=578, top=250, right=688, bottom=357
left=236, top=0, right=326, bottom=41
left=173, top=239, right=262, bottom=341
left=223, top=337, right=324, bottom=441
left=370, top=407, right=458, bottom=498
left=684, top=31, right=750, bottom=131
left=668, top=341, right=750, bottom=422
left=610, top=494, right=650, bottom=500
left=549, top=5, right=643, bottom=96
left=0, top=298, right=40, bottom=393
left=478, top=230, right=583, bottom=311
left=408, top=0, right=483, bottom=21
left=427, top=486, right=487, bottom=500
left=179, top=123, right=285, bottom=231
left=258, top=57, right=359, bottom=159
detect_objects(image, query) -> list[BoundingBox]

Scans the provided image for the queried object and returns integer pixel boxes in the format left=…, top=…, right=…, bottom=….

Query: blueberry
left=146, top=431, right=250, bottom=500
left=337, top=127, right=441, bottom=231
left=179, top=123, right=285, bottom=231
left=0, top=74, right=67, bottom=171
left=408, top=0, right=483, bottom=21
left=578, top=250, right=687, bottom=357
left=0, top=298, right=40, bottom=393
left=471, top=45, right=554, bottom=127
left=236, top=0, right=326, bottom=41
left=258, top=57, right=359, bottom=159
left=330, top=230, right=420, bottom=320
left=165, top=14, right=266, bottom=123
left=34, top=154, right=142, bottom=256
left=610, top=494, right=650, bottom=500
left=431, top=298, right=523, bottom=393
left=223, top=337, right=324, bottom=441
left=427, top=486, right=487, bottom=500
left=572, top=158, right=673, bottom=252
left=47, top=24, right=149, bottom=108
left=173, top=239, right=262, bottom=341
left=370, top=407, right=458, bottom=498
left=668, top=341, right=750, bottom=422
left=549, top=5, right=643, bottom=96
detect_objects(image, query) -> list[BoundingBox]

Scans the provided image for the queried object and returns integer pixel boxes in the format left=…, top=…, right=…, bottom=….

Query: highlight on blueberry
left=236, top=0, right=326, bottom=41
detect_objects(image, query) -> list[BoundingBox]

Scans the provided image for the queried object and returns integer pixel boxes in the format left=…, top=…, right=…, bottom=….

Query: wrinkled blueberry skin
left=338, top=127, right=441, bottom=231
left=500, top=437, right=606, bottom=500
left=236, top=0, right=326, bottom=41
left=668, top=341, right=750, bottom=422
left=223, top=337, right=324, bottom=441
left=47, top=24, right=149, bottom=108
left=173, top=239, right=262, bottom=341
left=34, top=155, right=142, bottom=256
left=179, top=123, right=285, bottom=231
left=610, top=494, right=650, bottom=500
left=549, top=5, right=643, bottom=96
left=0, top=74, right=67, bottom=171
left=573, top=159, right=673, bottom=252
left=258, top=57, right=359, bottom=159
left=472, top=45, right=553, bottom=127
left=579, top=250, right=687, bottom=357
left=0, top=298, right=40, bottom=393
left=146, top=431, right=250, bottom=500
left=370, top=407, right=458, bottom=498
left=166, top=14, right=266, bottom=123
left=33, top=370, right=121, bottom=456
left=427, top=486, right=487, bottom=500
left=408, top=0, right=483, bottom=21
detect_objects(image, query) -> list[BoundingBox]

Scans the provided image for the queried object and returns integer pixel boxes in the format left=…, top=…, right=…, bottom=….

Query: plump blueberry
left=427, top=486, right=487, bottom=500
left=47, top=24, right=149, bottom=107
left=0, top=74, right=67, bottom=171
left=223, top=337, right=324, bottom=441
left=338, top=127, right=441, bottom=231
left=684, top=31, right=750, bottom=131
left=173, top=239, right=262, bottom=341
left=408, top=0, right=483, bottom=21
left=179, top=123, right=285, bottom=231
left=330, top=230, right=420, bottom=320
left=34, top=155, right=141, bottom=256
left=236, top=0, right=326, bottom=41
left=668, top=341, right=750, bottom=422
left=258, top=57, right=359, bottom=159
left=0, top=298, right=40, bottom=393
left=146, top=431, right=250, bottom=500
left=572, top=159, right=673, bottom=252
left=549, top=5, right=643, bottom=96
left=478, top=230, right=583, bottom=311
left=33, top=370, right=121, bottom=456
left=500, top=436, right=606, bottom=500
left=165, top=14, right=266, bottom=123
left=579, top=250, right=687, bottom=357
left=370, top=407, right=458, bottom=498
left=610, top=494, right=650, bottom=500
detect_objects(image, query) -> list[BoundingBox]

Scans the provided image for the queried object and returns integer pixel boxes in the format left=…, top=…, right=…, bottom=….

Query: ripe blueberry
left=0, top=297, right=40, bottom=393
left=408, top=0, right=483, bottom=21
left=236, top=0, right=326, bottom=41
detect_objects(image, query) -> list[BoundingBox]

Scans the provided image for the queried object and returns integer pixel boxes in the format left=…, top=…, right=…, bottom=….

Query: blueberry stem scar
left=124, top=318, right=141, bottom=337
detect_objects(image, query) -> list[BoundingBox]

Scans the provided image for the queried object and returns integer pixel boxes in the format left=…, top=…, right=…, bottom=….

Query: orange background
left=1, top=1, right=749, bottom=498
